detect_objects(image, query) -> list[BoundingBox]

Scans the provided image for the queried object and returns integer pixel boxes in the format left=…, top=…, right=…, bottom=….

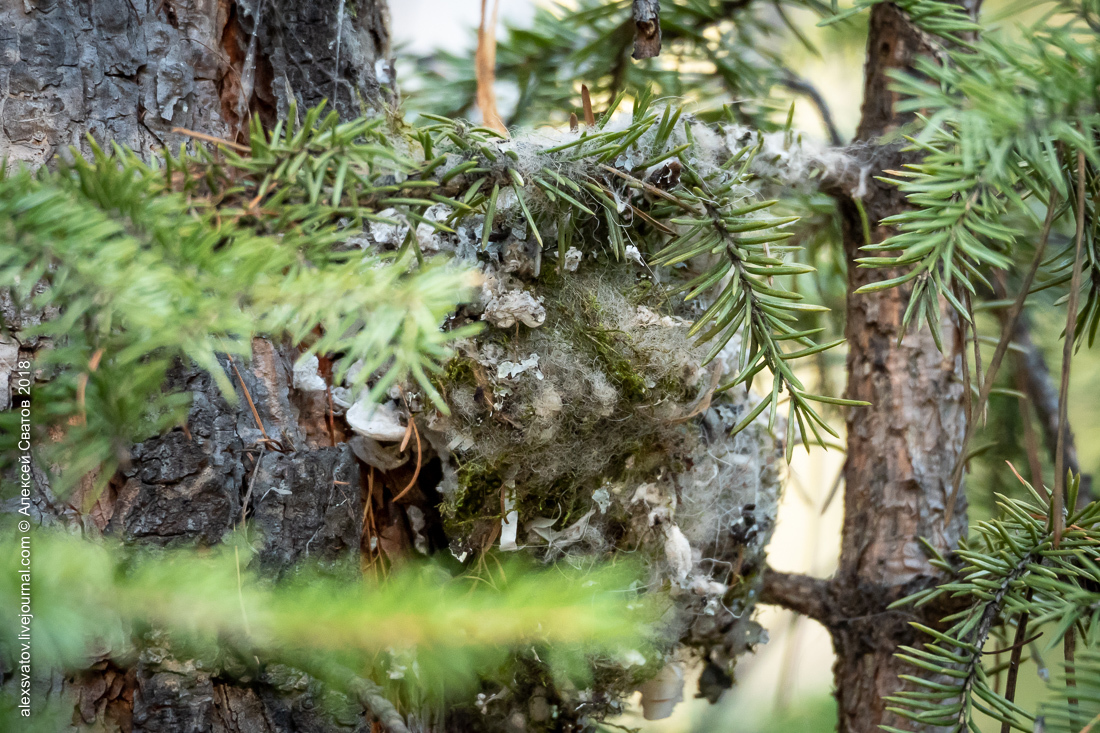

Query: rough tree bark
left=1, top=1, right=396, bottom=731
left=762, top=3, right=974, bottom=732
left=0, top=0, right=392, bottom=166
left=833, top=5, right=970, bottom=730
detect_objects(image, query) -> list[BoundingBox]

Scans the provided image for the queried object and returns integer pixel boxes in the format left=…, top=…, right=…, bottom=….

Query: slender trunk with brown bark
left=762, top=4, right=975, bottom=731
left=833, top=6, right=970, bottom=731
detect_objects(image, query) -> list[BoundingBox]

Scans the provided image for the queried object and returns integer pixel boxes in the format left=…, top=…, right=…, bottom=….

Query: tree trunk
left=2, top=2, right=394, bottom=731
left=832, top=6, right=972, bottom=730
left=762, top=3, right=973, bottom=731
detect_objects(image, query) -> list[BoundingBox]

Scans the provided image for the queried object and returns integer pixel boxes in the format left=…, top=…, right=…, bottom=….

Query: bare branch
left=1000, top=309, right=1093, bottom=502
left=759, top=567, right=833, bottom=623
left=779, top=75, right=843, bottom=147
left=998, top=592, right=1032, bottom=733
left=632, top=0, right=662, bottom=59
left=1054, top=146, right=1089, bottom=544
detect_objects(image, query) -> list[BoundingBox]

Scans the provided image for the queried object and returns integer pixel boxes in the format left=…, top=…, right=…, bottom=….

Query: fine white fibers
left=664, top=525, right=694, bottom=584
left=724, top=124, right=873, bottom=197
left=497, top=128, right=589, bottom=200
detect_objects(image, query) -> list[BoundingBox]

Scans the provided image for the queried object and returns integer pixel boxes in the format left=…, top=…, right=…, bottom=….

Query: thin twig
left=966, top=290, right=984, bottom=424
left=361, top=466, right=386, bottom=580
left=1017, top=381, right=1047, bottom=492
left=819, top=466, right=845, bottom=515
left=1000, top=599, right=1032, bottom=733
left=227, top=354, right=271, bottom=442
left=981, top=631, right=1042, bottom=654
left=391, top=420, right=422, bottom=503
left=1054, top=147, right=1087, bottom=547
left=599, top=164, right=701, bottom=214
left=627, top=201, right=676, bottom=235
left=170, top=126, right=251, bottom=152
left=1003, top=308, right=1091, bottom=501
left=476, top=0, right=507, bottom=136
left=959, top=290, right=974, bottom=430
left=240, top=444, right=267, bottom=526
left=75, top=348, right=104, bottom=426
left=392, top=388, right=422, bottom=503
left=1011, top=331, right=1047, bottom=491
left=992, top=265, right=1089, bottom=498
left=778, top=75, right=842, bottom=147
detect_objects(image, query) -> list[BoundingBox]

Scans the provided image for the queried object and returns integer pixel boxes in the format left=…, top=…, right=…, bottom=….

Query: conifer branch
left=887, top=473, right=1100, bottom=732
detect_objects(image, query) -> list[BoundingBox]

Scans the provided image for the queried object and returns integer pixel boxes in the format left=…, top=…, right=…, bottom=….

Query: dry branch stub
left=632, top=0, right=663, bottom=60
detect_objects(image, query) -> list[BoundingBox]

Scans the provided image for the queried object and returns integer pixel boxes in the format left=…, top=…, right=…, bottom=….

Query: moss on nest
left=439, top=354, right=479, bottom=390
left=445, top=459, right=506, bottom=531
left=432, top=265, right=709, bottom=548
left=420, top=253, right=782, bottom=722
